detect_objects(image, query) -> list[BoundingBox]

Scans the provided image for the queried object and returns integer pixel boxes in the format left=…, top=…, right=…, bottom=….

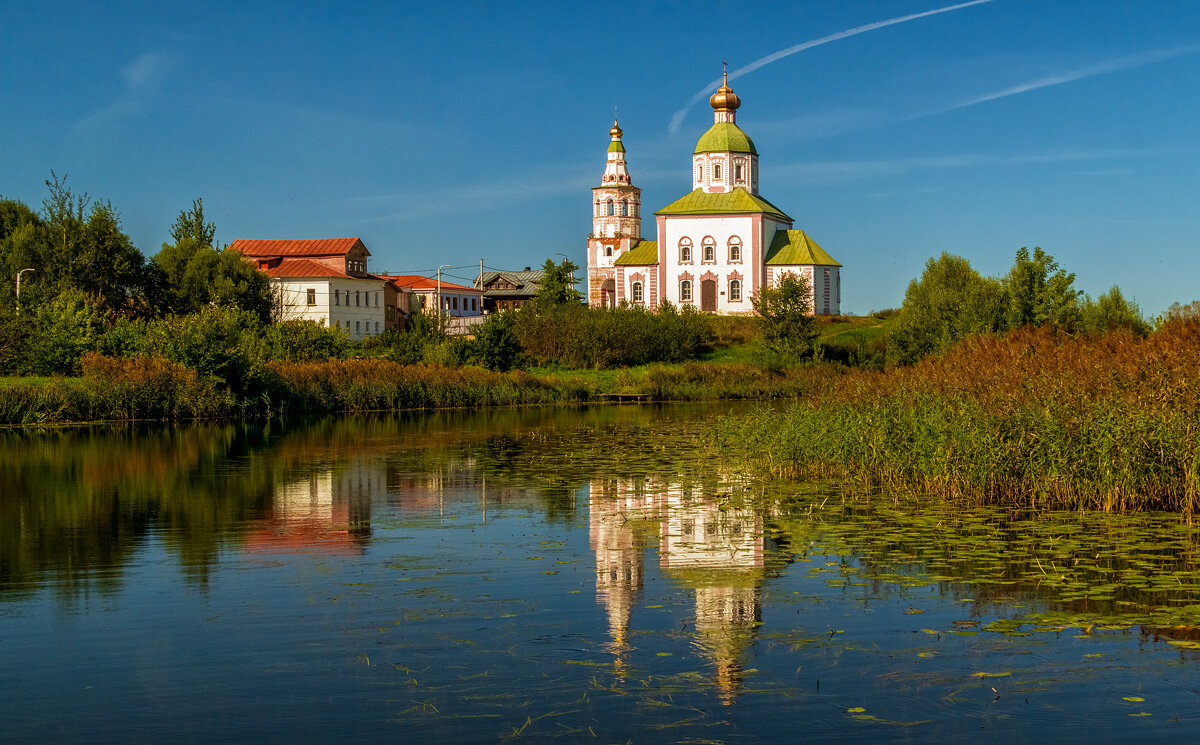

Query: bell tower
left=591, top=118, right=641, bottom=240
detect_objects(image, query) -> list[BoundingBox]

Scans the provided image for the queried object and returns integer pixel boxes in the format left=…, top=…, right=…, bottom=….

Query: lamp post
left=436, top=264, right=451, bottom=327
left=15, top=268, right=34, bottom=315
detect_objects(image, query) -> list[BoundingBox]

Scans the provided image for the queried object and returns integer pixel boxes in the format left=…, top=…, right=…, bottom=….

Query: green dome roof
left=693, top=122, right=757, bottom=155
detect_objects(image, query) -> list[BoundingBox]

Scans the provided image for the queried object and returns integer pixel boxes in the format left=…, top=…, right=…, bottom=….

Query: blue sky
left=3, top=0, right=1199, bottom=315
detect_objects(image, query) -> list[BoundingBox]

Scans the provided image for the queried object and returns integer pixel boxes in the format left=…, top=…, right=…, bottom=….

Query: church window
left=714, top=164, right=721, bottom=180
left=680, top=280, right=693, bottom=303
left=622, top=200, right=628, bottom=216
left=728, top=237, right=742, bottom=262
left=605, top=245, right=613, bottom=257
left=631, top=281, right=644, bottom=304
left=678, top=238, right=692, bottom=263
left=735, top=163, right=743, bottom=180
left=702, top=237, right=716, bottom=263
left=607, top=200, right=614, bottom=216
left=729, top=279, right=742, bottom=302
left=697, top=165, right=703, bottom=181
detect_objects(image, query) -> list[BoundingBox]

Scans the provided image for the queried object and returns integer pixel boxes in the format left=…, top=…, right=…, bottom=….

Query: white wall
left=273, top=277, right=386, bottom=340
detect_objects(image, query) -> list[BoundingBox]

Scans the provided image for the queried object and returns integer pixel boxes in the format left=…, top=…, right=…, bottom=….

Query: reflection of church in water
left=589, top=477, right=767, bottom=705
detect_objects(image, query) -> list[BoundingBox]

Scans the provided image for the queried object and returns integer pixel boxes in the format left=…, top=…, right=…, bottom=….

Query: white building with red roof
left=378, top=274, right=483, bottom=318
left=231, top=237, right=389, bottom=339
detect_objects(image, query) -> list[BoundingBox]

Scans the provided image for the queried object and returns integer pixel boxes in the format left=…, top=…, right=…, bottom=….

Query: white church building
left=587, top=71, right=841, bottom=315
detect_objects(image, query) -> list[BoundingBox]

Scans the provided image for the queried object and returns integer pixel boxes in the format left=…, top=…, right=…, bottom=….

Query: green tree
left=469, top=311, right=522, bottom=371
left=153, top=200, right=271, bottom=321
left=888, top=253, right=1006, bottom=365
left=1079, top=286, right=1149, bottom=336
left=751, top=271, right=817, bottom=362
left=1003, top=246, right=1080, bottom=330
left=25, top=288, right=108, bottom=375
left=530, top=257, right=582, bottom=311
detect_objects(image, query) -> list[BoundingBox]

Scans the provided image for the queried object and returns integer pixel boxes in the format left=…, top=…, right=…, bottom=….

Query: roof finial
left=613, top=105, right=618, bottom=125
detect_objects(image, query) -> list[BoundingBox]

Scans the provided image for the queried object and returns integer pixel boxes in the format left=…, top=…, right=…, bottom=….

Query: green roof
left=607, top=140, right=625, bottom=153
left=614, top=240, right=658, bottom=265
left=654, top=188, right=792, bottom=222
left=765, top=229, right=841, bottom=267
left=694, top=122, right=757, bottom=155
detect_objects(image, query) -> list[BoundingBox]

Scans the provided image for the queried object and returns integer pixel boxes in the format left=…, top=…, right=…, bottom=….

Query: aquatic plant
left=716, top=322, right=1200, bottom=513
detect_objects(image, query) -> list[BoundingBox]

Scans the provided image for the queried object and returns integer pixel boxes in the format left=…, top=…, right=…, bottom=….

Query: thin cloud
left=668, top=0, right=997, bottom=134
left=347, top=172, right=596, bottom=224
left=74, top=51, right=175, bottom=135
left=929, top=45, right=1200, bottom=115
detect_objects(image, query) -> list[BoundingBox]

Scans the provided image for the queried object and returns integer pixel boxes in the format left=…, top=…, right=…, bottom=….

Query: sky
left=2, top=0, right=1199, bottom=315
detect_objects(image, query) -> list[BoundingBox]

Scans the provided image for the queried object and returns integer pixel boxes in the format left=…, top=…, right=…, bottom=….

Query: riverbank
left=714, top=322, right=1200, bottom=514
left=0, top=353, right=830, bottom=425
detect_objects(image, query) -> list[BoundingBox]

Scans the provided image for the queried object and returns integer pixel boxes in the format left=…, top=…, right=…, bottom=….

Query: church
left=586, top=71, right=841, bottom=315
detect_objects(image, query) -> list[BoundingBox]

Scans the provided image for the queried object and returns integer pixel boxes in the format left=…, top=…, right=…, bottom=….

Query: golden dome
left=610, top=119, right=623, bottom=138
left=709, top=70, right=741, bottom=111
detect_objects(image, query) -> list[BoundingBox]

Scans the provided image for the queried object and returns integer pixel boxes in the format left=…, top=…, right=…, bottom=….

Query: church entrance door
left=601, top=279, right=615, bottom=307
left=701, top=280, right=717, bottom=312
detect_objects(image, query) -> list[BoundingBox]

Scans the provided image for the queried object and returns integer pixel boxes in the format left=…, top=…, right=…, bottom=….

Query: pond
left=3, top=404, right=1200, bottom=743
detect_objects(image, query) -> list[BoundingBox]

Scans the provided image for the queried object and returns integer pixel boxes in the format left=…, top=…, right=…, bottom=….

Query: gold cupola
left=709, top=69, right=741, bottom=112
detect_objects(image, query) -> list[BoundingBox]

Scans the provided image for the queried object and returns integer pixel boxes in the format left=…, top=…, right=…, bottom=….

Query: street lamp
left=436, top=264, right=451, bottom=325
left=15, top=268, right=34, bottom=315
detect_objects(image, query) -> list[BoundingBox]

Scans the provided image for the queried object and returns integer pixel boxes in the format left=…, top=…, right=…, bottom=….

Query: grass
left=714, top=321, right=1200, bottom=514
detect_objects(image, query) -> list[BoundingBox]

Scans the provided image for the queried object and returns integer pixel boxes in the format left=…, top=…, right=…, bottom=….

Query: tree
left=751, top=271, right=817, bottom=361
left=530, top=257, right=582, bottom=311
left=1079, top=286, right=1149, bottom=336
left=169, top=198, right=216, bottom=247
left=888, top=253, right=1006, bottom=365
left=153, top=200, right=271, bottom=321
left=1003, top=247, right=1080, bottom=330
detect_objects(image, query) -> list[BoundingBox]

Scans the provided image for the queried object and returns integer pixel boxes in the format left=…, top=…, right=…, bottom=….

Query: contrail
left=929, top=45, right=1200, bottom=114
left=667, top=0, right=997, bottom=134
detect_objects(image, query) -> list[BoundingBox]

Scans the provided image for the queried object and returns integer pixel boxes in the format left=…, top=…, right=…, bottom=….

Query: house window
left=453, top=297, right=458, bottom=310
left=631, top=281, right=644, bottom=304
left=356, top=321, right=360, bottom=334
left=334, top=289, right=340, bottom=306
left=472, top=298, right=477, bottom=311
left=702, top=238, right=715, bottom=263
left=714, top=164, right=721, bottom=180
left=680, top=280, right=693, bottom=303
left=729, top=279, right=742, bottom=302
left=728, top=238, right=742, bottom=262
left=679, top=238, right=692, bottom=263
left=306, top=288, right=316, bottom=306
left=375, top=292, right=379, bottom=307
left=355, top=291, right=360, bottom=306
left=375, top=322, right=380, bottom=334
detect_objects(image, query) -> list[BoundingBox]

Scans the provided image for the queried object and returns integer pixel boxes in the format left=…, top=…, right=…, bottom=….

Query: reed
left=715, top=322, right=1200, bottom=513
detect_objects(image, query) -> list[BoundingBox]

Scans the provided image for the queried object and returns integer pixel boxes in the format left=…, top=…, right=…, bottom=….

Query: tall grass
left=716, top=322, right=1200, bottom=513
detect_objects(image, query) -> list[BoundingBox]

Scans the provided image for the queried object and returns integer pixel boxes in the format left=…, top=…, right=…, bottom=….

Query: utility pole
left=15, top=268, right=35, bottom=315
left=477, top=257, right=487, bottom=314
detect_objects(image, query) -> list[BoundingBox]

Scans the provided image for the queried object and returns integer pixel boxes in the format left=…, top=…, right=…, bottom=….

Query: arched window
left=728, top=237, right=742, bottom=262
left=605, top=245, right=613, bottom=257
left=729, top=279, right=742, bottom=302
left=702, top=237, right=716, bottom=263
left=697, top=165, right=703, bottom=182
left=678, top=238, right=692, bottom=263
left=735, top=163, right=744, bottom=180
left=680, top=280, right=693, bottom=303
left=607, top=200, right=614, bottom=216
left=631, top=281, right=644, bottom=304
left=621, top=200, right=628, bottom=216
left=713, top=164, right=721, bottom=180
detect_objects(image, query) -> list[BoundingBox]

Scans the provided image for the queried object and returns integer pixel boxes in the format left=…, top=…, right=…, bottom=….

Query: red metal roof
left=230, top=237, right=369, bottom=258
left=379, top=274, right=481, bottom=294
left=261, top=258, right=351, bottom=279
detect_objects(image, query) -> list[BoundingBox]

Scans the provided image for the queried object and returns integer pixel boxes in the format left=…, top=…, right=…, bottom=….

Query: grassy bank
left=0, top=354, right=830, bottom=425
left=714, top=322, right=1200, bottom=513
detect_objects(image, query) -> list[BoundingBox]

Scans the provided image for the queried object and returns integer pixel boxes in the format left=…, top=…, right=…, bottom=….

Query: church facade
left=587, top=73, right=841, bottom=315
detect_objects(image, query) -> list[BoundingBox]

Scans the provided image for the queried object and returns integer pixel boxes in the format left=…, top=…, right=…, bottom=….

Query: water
left=3, top=404, right=1200, bottom=743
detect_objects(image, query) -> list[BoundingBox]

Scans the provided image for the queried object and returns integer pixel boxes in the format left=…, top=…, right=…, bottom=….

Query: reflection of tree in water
left=0, top=425, right=278, bottom=600
left=589, top=475, right=769, bottom=704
